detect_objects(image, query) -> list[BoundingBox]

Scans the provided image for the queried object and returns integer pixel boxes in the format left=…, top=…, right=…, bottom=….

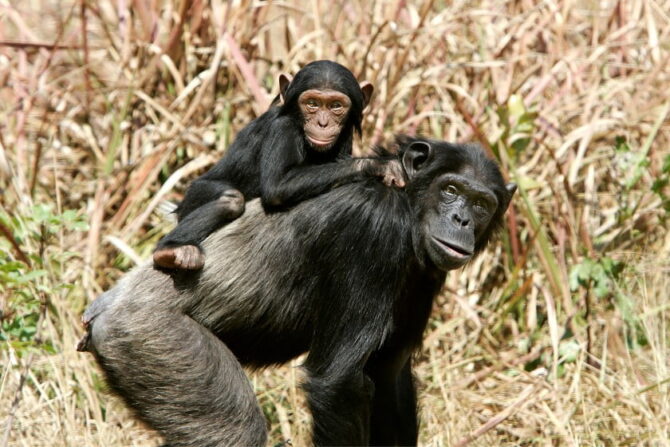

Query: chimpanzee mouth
left=307, top=135, right=336, bottom=148
left=432, top=237, right=473, bottom=259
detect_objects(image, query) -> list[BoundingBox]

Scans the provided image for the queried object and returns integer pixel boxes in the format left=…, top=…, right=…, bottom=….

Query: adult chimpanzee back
left=80, top=136, right=516, bottom=447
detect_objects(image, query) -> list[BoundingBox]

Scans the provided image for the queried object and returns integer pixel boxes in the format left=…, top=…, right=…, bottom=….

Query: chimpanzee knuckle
left=216, top=193, right=245, bottom=218
left=394, top=175, right=407, bottom=188
left=372, top=165, right=387, bottom=176
left=220, top=189, right=244, bottom=200
left=175, top=247, right=188, bottom=266
left=171, top=245, right=204, bottom=270
left=185, top=247, right=199, bottom=266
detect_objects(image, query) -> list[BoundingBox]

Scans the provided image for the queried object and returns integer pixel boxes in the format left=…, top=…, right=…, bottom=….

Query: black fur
left=81, top=137, right=516, bottom=446
left=156, top=60, right=372, bottom=253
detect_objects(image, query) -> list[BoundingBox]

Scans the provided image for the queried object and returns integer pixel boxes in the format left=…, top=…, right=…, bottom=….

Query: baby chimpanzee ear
left=278, top=74, right=292, bottom=104
left=402, top=140, right=433, bottom=179
left=359, top=81, right=374, bottom=109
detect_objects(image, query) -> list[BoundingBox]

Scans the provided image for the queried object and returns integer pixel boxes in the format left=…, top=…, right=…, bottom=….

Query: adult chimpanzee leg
left=301, top=320, right=389, bottom=446
left=302, top=361, right=375, bottom=446
left=393, top=361, right=420, bottom=444
left=367, top=359, right=419, bottom=446
left=89, top=302, right=266, bottom=447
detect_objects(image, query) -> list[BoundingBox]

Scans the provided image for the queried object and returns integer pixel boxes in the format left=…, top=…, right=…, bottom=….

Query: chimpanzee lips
left=307, top=135, right=336, bottom=148
left=307, top=135, right=336, bottom=152
left=432, top=237, right=473, bottom=259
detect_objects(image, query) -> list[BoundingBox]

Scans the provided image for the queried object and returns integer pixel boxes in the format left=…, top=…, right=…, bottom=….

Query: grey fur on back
left=87, top=200, right=281, bottom=447
left=84, top=189, right=405, bottom=445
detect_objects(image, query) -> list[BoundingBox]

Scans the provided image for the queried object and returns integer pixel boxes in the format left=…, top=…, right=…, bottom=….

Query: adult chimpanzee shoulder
left=79, top=136, right=516, bottom=447
left=153, top=60, right=403, bottom=271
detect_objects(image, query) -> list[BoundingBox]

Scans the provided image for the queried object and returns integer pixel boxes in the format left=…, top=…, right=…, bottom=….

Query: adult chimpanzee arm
left=259, top=116, right=388, bottom=210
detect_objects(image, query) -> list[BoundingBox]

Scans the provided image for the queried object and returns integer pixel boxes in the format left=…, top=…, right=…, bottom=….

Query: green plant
left=569, top=256, right=645, bottom=349
left=651, top=153, right=670, bottom=217
left=0, top=205, right=88, bottom=352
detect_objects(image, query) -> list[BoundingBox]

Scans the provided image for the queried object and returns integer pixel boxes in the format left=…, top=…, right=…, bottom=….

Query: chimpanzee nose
left=452, top=213, right=470, bottom=227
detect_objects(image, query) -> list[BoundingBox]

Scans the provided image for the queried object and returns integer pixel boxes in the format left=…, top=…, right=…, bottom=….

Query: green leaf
left=507, top=94, right=526, bottom=119
left=652, top=178, right=668, bottom=194
left=69, top=220, right=90, bottom=231
left=558, top=339, right=580, bottom=363
left=614, top=135, right=630, bottom=152
left=594, top=278, right=611, bottom=298
left=16, top=269, right=47, bottom=283
left=61, top=210, right=77, bottom=221
left=32, top=204, right=53, bottom=223
left=662, top=154, right=670, bottom=174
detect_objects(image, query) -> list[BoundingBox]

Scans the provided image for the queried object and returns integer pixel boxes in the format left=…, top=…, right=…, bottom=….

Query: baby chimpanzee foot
left=153, top=245, right=205, bottom=270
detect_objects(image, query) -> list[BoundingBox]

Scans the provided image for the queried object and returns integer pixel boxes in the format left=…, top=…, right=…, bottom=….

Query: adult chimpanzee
left=153, top=60, right=400, bottom=271
left=80, top=136, right=516, bottom=446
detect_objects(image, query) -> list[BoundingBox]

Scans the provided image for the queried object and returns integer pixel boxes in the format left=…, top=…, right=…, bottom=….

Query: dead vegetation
left=1, top=0, right=669, bottom=446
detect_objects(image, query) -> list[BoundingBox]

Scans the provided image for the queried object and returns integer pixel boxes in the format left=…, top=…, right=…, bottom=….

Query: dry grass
left=1, top=0, right=669, bottom=446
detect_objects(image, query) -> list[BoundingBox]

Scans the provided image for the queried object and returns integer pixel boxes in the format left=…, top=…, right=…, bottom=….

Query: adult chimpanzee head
left=398, top=136, right=517, bottom=270
left=278, top=60, right=374, bottom=151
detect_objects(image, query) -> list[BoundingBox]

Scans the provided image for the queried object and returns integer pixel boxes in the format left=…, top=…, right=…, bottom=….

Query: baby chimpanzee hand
left=357, top=158, right=407, bottom=188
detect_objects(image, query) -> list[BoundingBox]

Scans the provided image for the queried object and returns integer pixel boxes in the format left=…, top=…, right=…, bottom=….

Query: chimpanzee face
left=422, top=171, right=501, bottom=269
left=277, top=61, right=374, bottom=153
left=400, top=138, right=516, bottom=271
left=298, top=89, right=352, bottom=151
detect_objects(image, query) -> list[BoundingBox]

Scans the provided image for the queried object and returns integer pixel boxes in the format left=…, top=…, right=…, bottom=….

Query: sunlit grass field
left=1, top=1, right=669, bottom=445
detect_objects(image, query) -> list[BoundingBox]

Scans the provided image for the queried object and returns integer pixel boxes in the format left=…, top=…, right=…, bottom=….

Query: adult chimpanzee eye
left=444, top=185, right=458, bottom=196
left=307, top=99, right=318, bottom=108
left=331, top=101, right=343, bottom=109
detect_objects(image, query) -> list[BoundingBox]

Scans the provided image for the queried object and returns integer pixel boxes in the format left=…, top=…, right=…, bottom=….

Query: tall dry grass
left=1, top=0, right=669, bottom=446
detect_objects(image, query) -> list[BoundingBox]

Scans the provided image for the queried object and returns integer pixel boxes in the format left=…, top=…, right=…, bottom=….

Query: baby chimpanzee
left=153, top=60, right=403, bottom=270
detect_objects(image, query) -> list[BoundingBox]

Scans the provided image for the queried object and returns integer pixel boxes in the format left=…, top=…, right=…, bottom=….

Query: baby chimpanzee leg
left=154, top=188, right=244, bottom=270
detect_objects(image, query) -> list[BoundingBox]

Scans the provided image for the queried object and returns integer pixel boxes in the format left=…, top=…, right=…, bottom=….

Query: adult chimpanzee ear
left=359, top=81, right=374, bottom=108
left=278, top=74, right=292, bottom=104
left=402, top=140, right=433, bottom=179
left=502, top=183, right=518, bottom=210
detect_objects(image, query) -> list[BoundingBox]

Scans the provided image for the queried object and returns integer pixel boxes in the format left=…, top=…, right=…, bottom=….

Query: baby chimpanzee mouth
left=307, top=136, right=335, bottom=147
